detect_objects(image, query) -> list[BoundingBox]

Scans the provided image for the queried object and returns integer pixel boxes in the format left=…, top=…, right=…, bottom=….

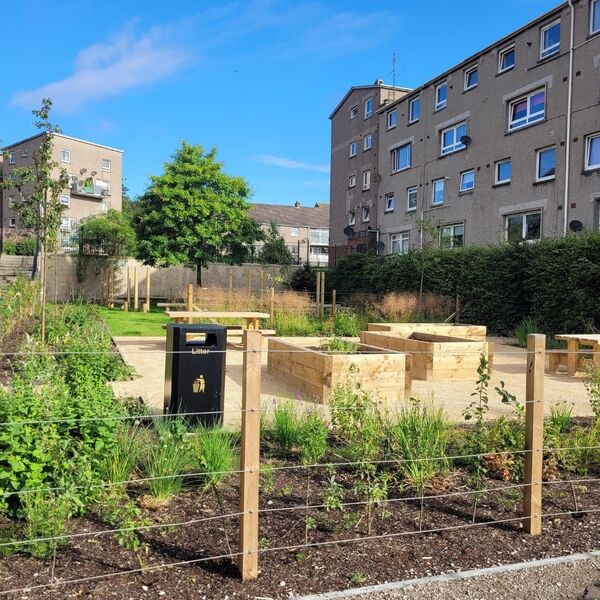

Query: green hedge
left=328, top=233, right=600, bottom=335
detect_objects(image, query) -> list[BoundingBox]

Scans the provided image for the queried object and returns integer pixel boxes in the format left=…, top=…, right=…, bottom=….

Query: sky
left=1, top=0, right=560, bottom=206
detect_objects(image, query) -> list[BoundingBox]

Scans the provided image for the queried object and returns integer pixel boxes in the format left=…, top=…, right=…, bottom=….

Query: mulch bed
left=1, top=465, right=599, bottom=600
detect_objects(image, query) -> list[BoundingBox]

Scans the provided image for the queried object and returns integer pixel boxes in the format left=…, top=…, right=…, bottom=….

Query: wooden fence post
left=523, top=333, right=545, bottom=536
left=239, top=330, right=262, bottom=580
left=269, top=287, right=275, bottom=322
left=143, top=267, right=151, bottom=313
left=331, top=289, right=337, bottom=318
left=134, top=266, right=139, bottom=311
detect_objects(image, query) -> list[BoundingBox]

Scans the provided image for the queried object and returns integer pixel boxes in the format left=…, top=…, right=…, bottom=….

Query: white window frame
left=60, top=149, right=71, bottom=163
left=102, top=159, right=111, bottom=172
left=536, top=146, right=556, bottom=182
left=290, top=227, right=299, bottom=237
left=362, top=170, right=371, bottom=191
left=459, top=170, right=475, bottom=192
left=348, top=175, right=356, bottom=188
left=387, top=109, right=397, bottom=129
left=508, top=89, right=546, bottom=131
left=406, top=186, right=418, bottom=212
left=592, top=0, right=600, bottom=34
left=505, top=210, right=542, bottom=243
left=391, top=143, right=412, bottom=173
left=495, top=159, right=512, bottom=185
left=441, top=122, right=467, bottom=155
left=384, top=193, right=395, bottom=213
left=464, top=65, right=478, bottom=90
left=435, top=82, right=448, bottom=111
left=348, top=211, right=356, bottom=226
left=364, top=134, right=372, bottom=151
left=391, top=232, right=410, bottom=254
left=440, top=223, right=464, bottom=249
left=540, top=20, right=561, bottom=60
left=585, top=133, right=600, bottom=171
left=350, top=106, right=358, bottom=119
left=59, top=194, right=70, bottom=207
left=362, top=206, right=370, bottom=222
left=8, top=151, right=16, bottom=165
left=498, top=45, right=515, bottom=73
left=349, top=141, right=357, bottom=158
left=9, top=217, right=16, bottom=228
left=364, top=97, right=373, bottom=119
left=409, top=97, right=420, bottom=123
left=432, top=178, right=445, bottom=205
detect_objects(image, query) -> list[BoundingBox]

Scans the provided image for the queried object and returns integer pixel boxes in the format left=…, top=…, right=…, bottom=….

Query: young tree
left=258, top=223, right=293, bottom=265
left=2, top=99, right=69, bottom=341
left=133, top=142, right=262, bottom=283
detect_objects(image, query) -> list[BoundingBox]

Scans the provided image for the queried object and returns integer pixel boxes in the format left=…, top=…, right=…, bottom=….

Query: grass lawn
left=97, top=306, right=170, bottom=337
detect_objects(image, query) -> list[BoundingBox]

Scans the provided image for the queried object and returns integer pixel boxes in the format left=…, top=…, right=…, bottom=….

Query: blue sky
left=1, top=0, right=559, bottom=205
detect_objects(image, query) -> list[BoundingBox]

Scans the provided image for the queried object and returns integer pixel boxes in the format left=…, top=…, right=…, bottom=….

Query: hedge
left=327, top=233, right=600, bottom=335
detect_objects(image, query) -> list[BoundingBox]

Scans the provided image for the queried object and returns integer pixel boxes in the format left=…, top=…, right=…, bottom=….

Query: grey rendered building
left=329, top=0, right=600, bottom=260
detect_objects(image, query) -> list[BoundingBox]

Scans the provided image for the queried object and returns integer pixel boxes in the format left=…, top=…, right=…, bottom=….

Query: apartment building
left=329, top=0, right=600, bottom=261
left=1, top=133, right=123, bottom=252
left=250, top=201, right=330, bottom=265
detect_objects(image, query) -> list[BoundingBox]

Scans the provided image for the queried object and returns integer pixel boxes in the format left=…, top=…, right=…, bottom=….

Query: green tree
left=258, top=223, right=293, bottom=265
left=133, top=143, right=261, bottom=282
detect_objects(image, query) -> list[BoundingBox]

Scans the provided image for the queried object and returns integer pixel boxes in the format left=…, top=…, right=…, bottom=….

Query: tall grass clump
left=190, top=425, right=238, bottom=488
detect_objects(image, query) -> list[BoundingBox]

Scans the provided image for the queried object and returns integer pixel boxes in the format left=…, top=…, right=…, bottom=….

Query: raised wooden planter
left=367, top=323, right=487, bottom=342
left=360, top=331, right=491, bottom=381
left=267, top=337, right=412, bottom=404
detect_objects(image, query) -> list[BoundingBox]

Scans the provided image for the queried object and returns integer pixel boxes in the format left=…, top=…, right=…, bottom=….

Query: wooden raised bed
left=367, top=323, right=487, bottom=342
left=360, top=331, right=491, bottom=381
left=267, top=337, right=412, bottom=404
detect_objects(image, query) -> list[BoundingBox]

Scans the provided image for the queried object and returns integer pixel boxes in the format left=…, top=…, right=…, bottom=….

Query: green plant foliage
left=190, top=426, right=237, bottom=488
left=258, top=223, right=293, bottom=265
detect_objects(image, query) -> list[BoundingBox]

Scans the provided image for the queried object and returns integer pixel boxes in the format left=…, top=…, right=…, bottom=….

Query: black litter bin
left=164, top=324, right=226, bottom=426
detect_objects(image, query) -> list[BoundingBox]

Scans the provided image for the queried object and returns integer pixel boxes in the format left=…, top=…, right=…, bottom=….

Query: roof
left=4, top=132, right=123, bottom=153
left=329, top=81, right=412, bottom=119
left=250, top=203, right=330, bottom=230
left=378, top=0, right=569, bottom=115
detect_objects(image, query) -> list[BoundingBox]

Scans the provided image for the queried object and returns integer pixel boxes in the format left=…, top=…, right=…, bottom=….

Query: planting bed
left=267, top=337, right=412, bottom=404
left=361, top=330, right=491, bottom=381
left=367, top=322, right=487, bottom=342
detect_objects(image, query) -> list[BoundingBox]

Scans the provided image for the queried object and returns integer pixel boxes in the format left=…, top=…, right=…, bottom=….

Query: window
left=59, top=194, right=70, bottom=207
left=440, top=224, right=464, bottom=249
left=459, top=170, right=475, bottom=192
left=349, top=142, right=357, bottom=157
left=387, top=110, right=397, bottom=129
left=464, top=66, right=478, bottom=90
left=350, top=106, right=358, bottom=119
left=348, top=211, right=356, bottom=226
left=585, top=133, right=600, bottom=170
left=432, top=179, right=445, bottom=205
left=508, top=89, right=545, bottom=131
left=540, top=20, right=561, bottom=59
left=290, top=227, right=299, bottom=237
left=499, top=46, right=515, bottom=73
left=348, top=175, right=356, bottom=188
left=8, top=151, right=16, bottom=165
left=364, top=97, right=373, bottom=119
left=391, top=143, right=412, bottom=173
left=384, top=193, right=395, bottom=213
left=506, top=211, right=542, bottom=242
left=362, top=170, right=371, bottom=190
left=60, top=149, right=71, bottom=163
left=495, top=159, right=512, bottom=184
left=593, top=0, right=600, bottom=34
left=435, top=82, right=448, bottom=110
left=9, top=217, right=16, bottom=228
left=536, top=146, right=556, bottom=181
left=407, top=186, right=418, bottom=211
left=362, top=206, right=370, bottom=222
left=441, top=122, right=467, bottom=155
left=364, top=134, right=372, bottom=151
left=391, top=232, right=410, bottom=254
left=102, top=159, right=111, bottom=172
left=409, top=97, right=420, bottom=123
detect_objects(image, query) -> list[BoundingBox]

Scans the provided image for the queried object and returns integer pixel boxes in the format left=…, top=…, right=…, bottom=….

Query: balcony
left=70, top=181, right=109, bottom=199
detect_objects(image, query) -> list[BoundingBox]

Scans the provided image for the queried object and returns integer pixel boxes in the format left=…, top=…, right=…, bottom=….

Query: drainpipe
left=563, top=0, right=576, bottom=237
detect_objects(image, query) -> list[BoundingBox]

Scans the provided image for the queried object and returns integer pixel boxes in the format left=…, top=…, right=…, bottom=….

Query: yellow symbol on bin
left=193, top=375, right=206, bottom=394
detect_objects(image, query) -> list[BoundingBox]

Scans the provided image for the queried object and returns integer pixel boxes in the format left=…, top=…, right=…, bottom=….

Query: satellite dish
left=569, top=220, right=583, bottom=233
left=460, top=135, right=472, bottom=146
left=343, top=226, right=355, bottom=237
left=375, top=241, right=385, bottom=253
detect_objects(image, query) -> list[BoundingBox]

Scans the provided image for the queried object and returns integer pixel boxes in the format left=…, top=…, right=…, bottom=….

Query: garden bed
left=267, top=337, right=412, bottom=403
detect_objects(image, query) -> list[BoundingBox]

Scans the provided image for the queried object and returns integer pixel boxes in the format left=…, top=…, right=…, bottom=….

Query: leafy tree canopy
left=258, top=223, right=293, bottom=265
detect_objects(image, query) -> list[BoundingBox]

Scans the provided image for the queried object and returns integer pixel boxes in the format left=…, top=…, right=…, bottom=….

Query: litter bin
left=164, top=324, right=227, bottom=426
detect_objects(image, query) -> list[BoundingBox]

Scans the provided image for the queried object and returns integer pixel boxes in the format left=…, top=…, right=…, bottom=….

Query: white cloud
left=11, top=24, right=193, bottom=113
left=253, top=154, right=330, bottom=173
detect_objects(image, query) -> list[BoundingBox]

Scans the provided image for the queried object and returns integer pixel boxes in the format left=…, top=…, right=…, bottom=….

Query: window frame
left=592, top=0, right=600, bottom=34
left=60, top=149, right=71, bottom=164
left=495, top=159, right=512, bottom=185
left=349, top=141, right=357, bottom=158
left=391, top=142, right=412, bottom=173
left=409, top=97, right=420, bottom=124
left=459, top=170, right=475, bottom=192
left=364, top=133, right=372, bottom=151
left=464, top=65, right=478, bottom=91
left=508, top=89, right=546, bottom=131
left=362, top=170, right=371, bottom=191
left=391, top=231, right=410, bottom=254
left=498, top=45, right=516, bottom=73
left=384, top=193, right=395, bottom=213
left=432, top=178, right=445, bottom=206
left=406, top=186, right=418, bottom=212
left=362, top=206, right=370, bottom=223
left=536, top=146, right=557, bottom=182
left=102, top=158, right=111, bottom=172
left=364, top=97, right=373, bottom=119
left=505, top=210, right=542, bottom=243
left=440, top=223, right=465, bottom=249
left=59, top=194, right=70, bottom=207
left=348, top=211, right=356, bottom=226
left=348, top=175, right=356, bottom=188
left=350, top=105, right=358, bottom=119
left=585, top=132, right=600, bottom=171
left=540, top=20, right=561, bottom=60
left=8, top=151, right=16, bottom=165
left=435, top=82, right=448, bottom=111
left=387, top=109, right=397, bottom=129
left=441, top=121, right=467, bottom=155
